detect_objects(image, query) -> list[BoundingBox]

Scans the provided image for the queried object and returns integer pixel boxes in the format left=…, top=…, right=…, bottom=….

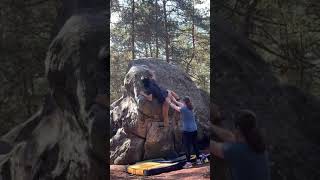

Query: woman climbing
left=209, top=109, right=270, bottom=180
left=140, top=69, right=179, bottom=127
left=169, top=96, right=202, bottom=168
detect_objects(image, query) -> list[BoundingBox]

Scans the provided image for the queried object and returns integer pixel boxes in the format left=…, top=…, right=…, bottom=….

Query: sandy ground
left=110, top=164, right=210, bottom=180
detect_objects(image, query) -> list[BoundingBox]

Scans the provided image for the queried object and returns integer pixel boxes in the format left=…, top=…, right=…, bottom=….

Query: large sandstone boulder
left=0, top=10, right=108, bottom=180
left=110, top=59, right=210, bottom=165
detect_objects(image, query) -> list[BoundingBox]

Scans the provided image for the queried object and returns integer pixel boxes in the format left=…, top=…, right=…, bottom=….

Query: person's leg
left=166, top=92, right=173, bottom=102
left=166, top=90, right=173, bottom=101
left=192, top=131, right=200, bottom=159
left=162, top=97, right=170, bottom=127
left=183, top=132, right=192, bottom=162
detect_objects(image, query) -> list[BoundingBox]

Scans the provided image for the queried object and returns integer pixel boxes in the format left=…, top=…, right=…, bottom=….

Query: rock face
left=212, top=16, right=320, bottom=180
left=110, top=59, right=210, bottom=165
left=0, top=11, right=108, bottom=180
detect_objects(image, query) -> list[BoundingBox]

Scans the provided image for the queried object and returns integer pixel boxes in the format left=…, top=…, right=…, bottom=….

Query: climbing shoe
left=183, top=162, right=193, bottom=169
left=196, top=159, right=203, bottom=165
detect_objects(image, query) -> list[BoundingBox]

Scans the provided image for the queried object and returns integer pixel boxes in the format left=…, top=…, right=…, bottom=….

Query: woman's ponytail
left=235, top=110, right=266, bottom=153
left=183, top=96, right=193, bottom=110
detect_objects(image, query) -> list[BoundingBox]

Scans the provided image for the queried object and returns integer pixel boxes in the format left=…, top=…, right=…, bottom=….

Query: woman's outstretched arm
left=170, top=90, right=180, bottom=99
left=169, top=100, right=181, bottom=112
left=171, top=95, right=184, bottom=107
left=209, top=125, right=236, bottom=143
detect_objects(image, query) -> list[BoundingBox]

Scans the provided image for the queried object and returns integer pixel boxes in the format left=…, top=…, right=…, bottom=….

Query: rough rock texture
left=110, top=59, right=210, bottom=165
left=212, top=15, right=320, bottom=180
left=0, top=11, right=108, bottom=180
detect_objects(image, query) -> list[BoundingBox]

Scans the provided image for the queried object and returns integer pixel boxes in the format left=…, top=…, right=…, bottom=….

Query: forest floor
left=110, top=163, right=210, bottom=180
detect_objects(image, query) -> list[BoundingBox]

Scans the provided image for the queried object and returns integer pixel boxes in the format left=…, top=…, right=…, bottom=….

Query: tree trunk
left=186, top=0, right=196, bottom=73
left=155, top=0, right=159, bottom=58
left=145, top=42, right=148, bottom=57
left=0, top=8, right=4, bottom=50
left=131, top=0, right=135, bottom=59
left=192, top=0, right=195, bottom=58
left=22, top=74, right=28, bottom=116
left=26, top=75, right=32, bottom=117
left=299, top=30, right=305, bottom=89
left=244, top=0, right=258, bottom=38
left=162, top=0, right=170, bottom=62
left=149, top=42, right=153, bottom=57
left=30, top=75, right=35, bottom=113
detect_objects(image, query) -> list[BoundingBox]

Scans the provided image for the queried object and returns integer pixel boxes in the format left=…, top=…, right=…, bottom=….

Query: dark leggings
left=183, top=131, right=200, bottom=162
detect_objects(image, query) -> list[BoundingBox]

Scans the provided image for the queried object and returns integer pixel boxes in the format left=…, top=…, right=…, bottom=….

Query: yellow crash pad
left=127, top=161, right=182, bottom=176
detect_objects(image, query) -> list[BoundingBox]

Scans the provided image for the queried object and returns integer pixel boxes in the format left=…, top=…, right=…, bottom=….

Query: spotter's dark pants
left=183, top=131, right=200, bottom=162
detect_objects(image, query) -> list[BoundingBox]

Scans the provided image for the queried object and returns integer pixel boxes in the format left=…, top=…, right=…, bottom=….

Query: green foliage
left=216, top=0, right=320, bottom=97
left=0, top=0, right=58, bottom=135
left=111, top=0, right=210, bottom=101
